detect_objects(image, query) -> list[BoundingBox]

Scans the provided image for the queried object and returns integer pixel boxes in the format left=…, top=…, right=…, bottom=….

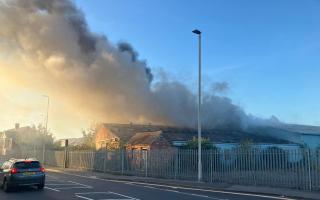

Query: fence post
left=42, top=144, right=46, bottom=165
left=121, top=149, right=124, bottom=175
left=145, top=150, right=148, bottom=177
left=64, top=139, right=69, bottom=168
left=174, top=149, right=178, bottom=179
left=307, top=148, right=312, bottom=191
left=103, top=150, right=107, bottom=173
left=90, top=151, right=94, bottom=171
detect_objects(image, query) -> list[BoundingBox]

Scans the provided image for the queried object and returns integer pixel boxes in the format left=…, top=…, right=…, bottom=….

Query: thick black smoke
left=118, top=42, right=153, bottom=83
left=0, top=0, right=275, bottom=133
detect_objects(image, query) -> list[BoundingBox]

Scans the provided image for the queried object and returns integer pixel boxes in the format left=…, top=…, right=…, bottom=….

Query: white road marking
left=75, top=191, right=138, bottom=200
left=46, top=180, right=66, bottom=184
left=46, top=174, right=60, bottom=180
left=45, top=179, right=92, bottom=191
left=76, top=192, right=111, bottom=194
left=100, top=198, right=138, bottom=200
left=108, top=191, right=139, bottom=200
left=48, top=169, right=295, bottom=200
left=46, top=183, right=79, bottom=186
left=132, top=184, right=226, bottom=200
left=98, top=199, right=134, bottom=200
left=69, top=181, right=93, bottom=188
left=75, top=194, right=94, bottom=200
left=44, top=186, right=60, bottom=192
left=55, top=186, right=92, bottom=190
left=130, top=182, right=292, bottom=200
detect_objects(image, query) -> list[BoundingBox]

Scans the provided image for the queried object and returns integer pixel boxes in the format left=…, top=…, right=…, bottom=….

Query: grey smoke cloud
left=118, top=42, right=153, bottom=83
left=0, top=0, right=270, bottom=135
left=211, top=81, right=229, bottom=93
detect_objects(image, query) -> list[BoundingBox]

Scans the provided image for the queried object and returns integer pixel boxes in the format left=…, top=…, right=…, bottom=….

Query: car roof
left=8, top=158, right=40, bottom=163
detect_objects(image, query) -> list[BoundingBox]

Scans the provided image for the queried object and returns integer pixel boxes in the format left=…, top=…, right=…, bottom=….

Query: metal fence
left=1, top=147, right=320, bottom=191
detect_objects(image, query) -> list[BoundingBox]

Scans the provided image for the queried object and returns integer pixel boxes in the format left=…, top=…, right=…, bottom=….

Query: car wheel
left=3, top=180, right=10, bottom=192
left=38, top=183, right=45, bottom=190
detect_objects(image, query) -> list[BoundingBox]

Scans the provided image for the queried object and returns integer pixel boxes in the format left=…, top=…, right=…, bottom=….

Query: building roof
left=127, top=131, right=162, bottom=146
left=162, top=128, right=290, bottom=144
left=270, top=124, right=320, bottom=135
left=59, top=138, right=85, bottom=146
left=102, top=123, right=290, bottom=144
left=103, top=123, right=164, bottom=143
left=3, top=126, right=35, bottom=142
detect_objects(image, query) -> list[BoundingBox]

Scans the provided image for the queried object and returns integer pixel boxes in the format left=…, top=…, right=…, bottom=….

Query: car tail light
left=10, top=168, right=18, bottom=174
left=40, top=167, right=45, bottom=172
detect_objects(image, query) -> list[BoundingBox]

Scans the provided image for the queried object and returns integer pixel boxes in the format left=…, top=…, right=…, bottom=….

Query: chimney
left=15, top=123, right=20, bottom=129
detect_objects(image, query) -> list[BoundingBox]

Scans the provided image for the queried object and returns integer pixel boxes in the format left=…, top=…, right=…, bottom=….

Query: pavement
left=1, top=167, right=318, bottom=200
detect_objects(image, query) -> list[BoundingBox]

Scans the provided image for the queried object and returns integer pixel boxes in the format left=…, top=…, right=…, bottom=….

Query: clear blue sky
left=74, top=0, right=320, bottom=125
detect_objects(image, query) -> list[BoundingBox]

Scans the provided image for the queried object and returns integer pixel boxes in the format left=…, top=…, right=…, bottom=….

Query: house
left=252, top=124, right=320, bottom=149
left=95, top=123, right=290, bottom=150
left=214, top=143, right=303, bottom=164
left=0, top=132, right=13, bottom=155
left=95, top=123, right=165, bottom=150
left=126, top=131, right=172, bottom=151
left=0, top=123, right=52, bottom=154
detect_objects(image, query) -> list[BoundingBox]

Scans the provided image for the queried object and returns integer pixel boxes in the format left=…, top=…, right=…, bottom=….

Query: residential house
left=95, top=123, right=290, bottom=150
left=95, top=123, right=164, bottom=150
left=126, top=131, right=172, bottom=151
left=214, top=143, right=303, bottom=165
left=95, top=123, right=302, bottom=169
left=0, top=123, right=51, bottom=154
left=0, top=132, right=13, bottom=155
left=252, top=124, right=320, bottom=149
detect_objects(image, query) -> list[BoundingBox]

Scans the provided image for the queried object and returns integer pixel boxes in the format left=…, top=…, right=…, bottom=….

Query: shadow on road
left=0, top=186, right=44, bottom=194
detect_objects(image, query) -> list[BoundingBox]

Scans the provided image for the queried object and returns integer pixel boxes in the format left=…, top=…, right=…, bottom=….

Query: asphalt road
left=0, top=171, right=297, bottom=200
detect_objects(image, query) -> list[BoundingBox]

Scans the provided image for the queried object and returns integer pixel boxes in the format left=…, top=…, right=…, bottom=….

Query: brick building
left=95, top=123, right=162, bottom=150
left=95, top=123, right=289, bottom=150
left=0, top=132, right=13, bottom=155
left=126, top=131, right=172, bottom=150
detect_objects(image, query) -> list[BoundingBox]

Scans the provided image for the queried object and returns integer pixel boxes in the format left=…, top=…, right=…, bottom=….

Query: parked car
left=0, top=158, right=45, bottom=192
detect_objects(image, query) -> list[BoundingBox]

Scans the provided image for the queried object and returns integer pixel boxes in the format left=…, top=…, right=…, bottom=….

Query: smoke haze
left=0, top=0, right=267, bottom=138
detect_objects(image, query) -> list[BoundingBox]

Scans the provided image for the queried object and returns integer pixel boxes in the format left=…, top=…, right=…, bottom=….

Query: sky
left=74, top=0, right=320, bottom=125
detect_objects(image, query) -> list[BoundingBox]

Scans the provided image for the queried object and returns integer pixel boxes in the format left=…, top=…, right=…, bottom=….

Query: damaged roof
left=127, top=131, right=162, bottom=146
left=102, top=123, right=290, bottom=144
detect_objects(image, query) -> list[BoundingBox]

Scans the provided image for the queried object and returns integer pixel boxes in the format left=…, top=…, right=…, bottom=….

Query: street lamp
left=42, top=95, right=50, bottom=135
left=42, top=95, right=49, bottom=164
left=192, top=29, right=202, bottom=182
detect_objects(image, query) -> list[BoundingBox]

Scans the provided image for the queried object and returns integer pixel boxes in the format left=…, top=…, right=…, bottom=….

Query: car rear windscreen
left=14, top=161, right=41, bottom=169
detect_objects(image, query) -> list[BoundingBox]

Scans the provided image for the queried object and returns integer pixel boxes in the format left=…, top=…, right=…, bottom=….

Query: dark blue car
left=0, top=158, right=45, bottom=192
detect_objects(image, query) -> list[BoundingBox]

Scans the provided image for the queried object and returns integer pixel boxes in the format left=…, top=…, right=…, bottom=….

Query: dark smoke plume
left=0, top=0, right=275, bottom=135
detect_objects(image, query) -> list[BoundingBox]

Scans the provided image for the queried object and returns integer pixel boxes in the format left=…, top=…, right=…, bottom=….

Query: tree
left=81, top=128, right=96, bottom=149
left=10, top=123, right=55, bottom=152
left=70, top=125, right=96, bottom=150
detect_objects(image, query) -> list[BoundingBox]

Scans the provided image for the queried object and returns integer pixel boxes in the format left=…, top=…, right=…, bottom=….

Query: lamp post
left=42, top=95, right=49, bottom=135
left=192, top=29, right=202, bottom=182
left=42, top=95, right=49, bottom=163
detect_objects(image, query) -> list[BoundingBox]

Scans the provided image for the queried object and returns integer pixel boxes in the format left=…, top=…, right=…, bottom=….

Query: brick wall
left=95, top=125, right=119, bottom=150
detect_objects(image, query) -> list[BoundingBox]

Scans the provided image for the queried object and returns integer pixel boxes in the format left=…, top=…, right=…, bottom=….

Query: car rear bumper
left=8, top=174, right=45, bottom=187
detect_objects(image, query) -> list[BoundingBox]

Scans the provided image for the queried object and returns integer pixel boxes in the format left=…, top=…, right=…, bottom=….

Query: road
left=0, top=171, right=297, bottom=200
